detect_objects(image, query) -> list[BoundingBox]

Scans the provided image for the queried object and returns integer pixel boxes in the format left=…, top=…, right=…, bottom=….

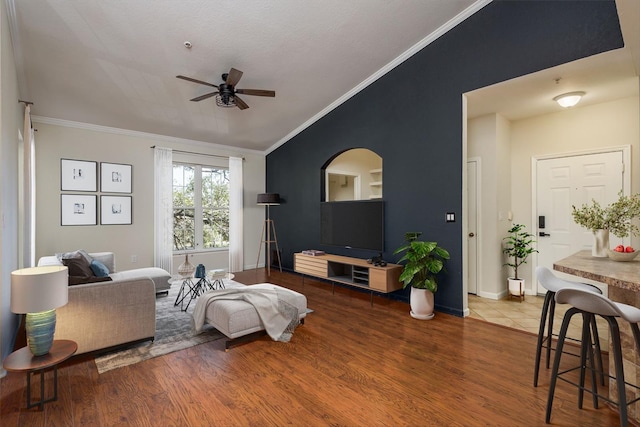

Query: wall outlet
left=131, top=255, right=137, bottom=263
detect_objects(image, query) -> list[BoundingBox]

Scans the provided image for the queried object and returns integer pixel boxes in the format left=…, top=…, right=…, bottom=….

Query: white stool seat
left=557, top=288, right=640, bottom=323
left=536, top=266, right=601, bottom=294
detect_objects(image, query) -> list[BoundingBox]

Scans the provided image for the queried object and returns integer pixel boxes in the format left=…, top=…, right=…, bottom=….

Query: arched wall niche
left=321, top=148, right=382, bottom=201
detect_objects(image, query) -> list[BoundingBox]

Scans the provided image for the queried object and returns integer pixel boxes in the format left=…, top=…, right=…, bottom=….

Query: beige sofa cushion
left=111, top=268, right=171, bottom=293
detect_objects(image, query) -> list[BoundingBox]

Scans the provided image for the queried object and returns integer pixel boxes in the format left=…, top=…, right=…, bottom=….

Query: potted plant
left=393, top=232, right=450, bottom=320
left=571, top=191, right=640, bottom=257
left=502, top=223, right=537, bottom=301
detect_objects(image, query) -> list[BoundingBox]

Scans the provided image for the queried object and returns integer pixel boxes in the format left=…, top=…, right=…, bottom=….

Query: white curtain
left=229, top=156, right=244, bottom=272
left=22, top=105, right=35, bottom=267
left=154, top=147, right=173, bottom=272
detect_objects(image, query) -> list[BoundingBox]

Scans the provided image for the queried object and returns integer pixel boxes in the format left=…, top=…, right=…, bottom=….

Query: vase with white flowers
left=571, top=192, right=640, bottom=257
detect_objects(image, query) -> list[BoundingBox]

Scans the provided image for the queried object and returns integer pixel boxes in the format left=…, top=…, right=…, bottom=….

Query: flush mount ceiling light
left=553, top=91, right=585, bottom=108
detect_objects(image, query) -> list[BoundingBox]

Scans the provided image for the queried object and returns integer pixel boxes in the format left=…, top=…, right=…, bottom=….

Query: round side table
left=3, top=339, right=77, bottom=410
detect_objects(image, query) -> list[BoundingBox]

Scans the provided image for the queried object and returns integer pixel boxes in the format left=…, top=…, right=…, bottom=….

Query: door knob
left=468, top=232, right=475, bottom=237
left=539, top=232, right=550, bottom=237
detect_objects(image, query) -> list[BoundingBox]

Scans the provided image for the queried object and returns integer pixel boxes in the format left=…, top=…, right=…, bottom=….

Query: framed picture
left=61, top=159, right=97, bottom=191
left=61, top=194, right=97, bottom=226
left=101, top=196, right=132, bottom=225
left=100, top=162, right=132, bottom=193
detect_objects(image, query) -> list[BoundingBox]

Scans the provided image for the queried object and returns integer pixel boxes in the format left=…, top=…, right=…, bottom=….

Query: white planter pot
left=508, top=278, right=525, bottom=298
left=410, top=287, right=435, bottom=320
left=592, top=229, right=609, bottom=257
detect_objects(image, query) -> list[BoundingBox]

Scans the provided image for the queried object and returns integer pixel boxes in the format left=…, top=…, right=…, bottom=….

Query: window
left=173, top=164, right=230, bottom=251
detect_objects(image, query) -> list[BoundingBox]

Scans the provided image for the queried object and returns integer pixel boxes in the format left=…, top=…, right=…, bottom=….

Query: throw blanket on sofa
left=192, top=286, right=299, bottom=342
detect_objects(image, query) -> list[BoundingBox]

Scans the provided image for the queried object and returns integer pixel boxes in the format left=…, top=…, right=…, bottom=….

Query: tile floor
left=467, top=293, right=609, bottom=349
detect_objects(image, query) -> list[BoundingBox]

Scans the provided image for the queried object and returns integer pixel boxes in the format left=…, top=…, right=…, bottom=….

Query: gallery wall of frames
left=60, top=159, right=132, bottom=226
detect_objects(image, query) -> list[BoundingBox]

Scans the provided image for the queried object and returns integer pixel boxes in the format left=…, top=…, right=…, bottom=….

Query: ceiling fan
left=176, top=68, right=275, bottom=110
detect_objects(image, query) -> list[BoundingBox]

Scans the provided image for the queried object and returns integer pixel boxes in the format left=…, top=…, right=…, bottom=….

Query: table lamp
left=11, top=266, right=69, bottom=356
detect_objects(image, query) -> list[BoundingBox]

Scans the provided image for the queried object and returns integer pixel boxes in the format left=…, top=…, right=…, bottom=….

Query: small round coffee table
left=3, top=339, right=77, bottom=410
left=208, top=271, right=234, bottom=289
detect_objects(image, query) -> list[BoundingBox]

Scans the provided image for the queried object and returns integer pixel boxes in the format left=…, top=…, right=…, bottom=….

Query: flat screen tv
left=320, top=200, right=384, bottom=252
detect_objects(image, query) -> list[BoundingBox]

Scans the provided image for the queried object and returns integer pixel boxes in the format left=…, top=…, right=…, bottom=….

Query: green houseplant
left=502, top=224, right=537, bottom=300
left=394, top=232, right=450, bottom=319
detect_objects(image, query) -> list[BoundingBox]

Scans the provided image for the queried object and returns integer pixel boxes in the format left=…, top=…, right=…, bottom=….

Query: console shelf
left=294, top=253, right=402, bottom=293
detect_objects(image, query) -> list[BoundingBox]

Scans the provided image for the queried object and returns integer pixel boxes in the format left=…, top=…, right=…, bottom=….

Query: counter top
left=553, top=250, right=640, bottom=292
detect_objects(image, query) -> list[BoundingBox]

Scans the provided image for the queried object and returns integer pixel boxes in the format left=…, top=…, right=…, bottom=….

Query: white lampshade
left=11, top=266, right=69, bottom=313
left=553, top=91, right=585, bottom=108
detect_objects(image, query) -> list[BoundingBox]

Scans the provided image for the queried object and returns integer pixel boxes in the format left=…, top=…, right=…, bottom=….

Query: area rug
left=93, top=278, right=235, bottom=374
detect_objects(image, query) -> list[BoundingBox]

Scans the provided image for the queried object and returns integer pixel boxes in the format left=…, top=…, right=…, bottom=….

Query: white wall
left=468, top=93, right=640, bottom=300
left=0, top=0, right=22, bottom=373
left=467, top=114, right=512, bottom=299
left=33, top=120, right=266, bottom=274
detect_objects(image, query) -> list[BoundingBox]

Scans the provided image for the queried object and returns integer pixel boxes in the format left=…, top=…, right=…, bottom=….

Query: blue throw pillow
left=90, top=259, right=110, bottom=277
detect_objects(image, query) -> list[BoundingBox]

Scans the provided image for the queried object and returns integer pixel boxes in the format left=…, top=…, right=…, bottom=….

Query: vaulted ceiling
left=7, top=0, right=639, bottom=153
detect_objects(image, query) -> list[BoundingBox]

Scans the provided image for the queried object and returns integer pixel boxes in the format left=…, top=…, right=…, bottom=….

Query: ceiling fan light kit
left=553, top=91, right=585, bottom=108
left=176, top=68, right=275, bottom=110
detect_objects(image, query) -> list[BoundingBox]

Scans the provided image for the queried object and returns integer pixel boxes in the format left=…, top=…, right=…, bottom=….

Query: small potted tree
left=394, top=232, right=450, bottom=320
left=502, top=223, right=537, bottom=301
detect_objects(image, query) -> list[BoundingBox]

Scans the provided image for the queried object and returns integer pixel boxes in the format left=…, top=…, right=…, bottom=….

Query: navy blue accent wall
left=266, top=1, right=623, bottom=316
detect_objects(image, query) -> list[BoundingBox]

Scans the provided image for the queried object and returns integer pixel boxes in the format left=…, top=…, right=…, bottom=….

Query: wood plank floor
left=1, top=269, right=623, bottom=426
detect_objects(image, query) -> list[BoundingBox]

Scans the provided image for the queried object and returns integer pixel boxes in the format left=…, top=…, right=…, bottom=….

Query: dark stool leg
left=589, top=315, right=605, bottom=386
left=546, top=296, right=556, bottom=369
left=534, top=291, right=554, bottom=387
left=546, top=307, right=579, bottom=424
left=579, top=313, right=599, bottom=410
left=605, top=317, right=628, bottom=427
left=630, top=323, right=640, bottom=356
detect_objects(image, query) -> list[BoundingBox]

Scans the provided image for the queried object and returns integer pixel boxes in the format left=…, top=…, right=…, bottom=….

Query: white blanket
left=192, top=286, right=296, bottom=341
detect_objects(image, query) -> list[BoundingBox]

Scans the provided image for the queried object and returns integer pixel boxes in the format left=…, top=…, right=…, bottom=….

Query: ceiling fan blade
left=234, top=95, right=249, bottom=110
left=226, top=68, right=243, bottom=86
left=190, top=91, right=219, bottom=102
left=176, top=75, right=218, bottom=88
left=236, top=89, right=275, bottom=97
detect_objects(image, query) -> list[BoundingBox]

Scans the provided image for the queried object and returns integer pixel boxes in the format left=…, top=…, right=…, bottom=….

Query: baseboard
left=477, top=290, right=507, bottom=300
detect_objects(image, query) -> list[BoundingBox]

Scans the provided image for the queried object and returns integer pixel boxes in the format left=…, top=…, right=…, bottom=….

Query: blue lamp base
left=25, top=309, right=57, bottom=356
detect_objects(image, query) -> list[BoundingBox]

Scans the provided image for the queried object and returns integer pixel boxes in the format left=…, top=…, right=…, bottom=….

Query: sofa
left=38, top=251, right=172, bottom=294
left=36, top=251, right=170, bottom=355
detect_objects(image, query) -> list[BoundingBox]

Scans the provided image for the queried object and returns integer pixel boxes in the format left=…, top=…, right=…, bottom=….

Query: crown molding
left=265, top=0, right=491, bottom=154
left=31, top=115, right=265, bottom=157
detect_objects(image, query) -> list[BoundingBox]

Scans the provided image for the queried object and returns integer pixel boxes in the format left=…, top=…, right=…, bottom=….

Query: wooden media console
left=294, top=253, right=403, bottom=297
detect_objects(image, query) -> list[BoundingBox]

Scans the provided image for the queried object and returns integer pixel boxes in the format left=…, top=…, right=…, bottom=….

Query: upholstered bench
left=201, top=283, right=307, bottom=350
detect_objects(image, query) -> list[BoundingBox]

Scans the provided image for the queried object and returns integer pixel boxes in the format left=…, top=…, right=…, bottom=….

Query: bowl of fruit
left=607, top=245, right=639, bottom=262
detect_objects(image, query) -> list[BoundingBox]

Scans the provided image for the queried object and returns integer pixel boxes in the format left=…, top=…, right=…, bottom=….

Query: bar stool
left=534, top=266, right=603, bottom=387
left=546, top=288, right=640, bottom=426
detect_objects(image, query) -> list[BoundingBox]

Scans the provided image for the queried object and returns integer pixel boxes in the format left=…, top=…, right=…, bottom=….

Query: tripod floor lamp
left=256, top=193, right=282, bottom=276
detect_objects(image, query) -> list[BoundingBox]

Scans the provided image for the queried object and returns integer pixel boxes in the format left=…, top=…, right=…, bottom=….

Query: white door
left=536, top=151, right=624, bottom=294
left=467, top=159, right=479, bottom=294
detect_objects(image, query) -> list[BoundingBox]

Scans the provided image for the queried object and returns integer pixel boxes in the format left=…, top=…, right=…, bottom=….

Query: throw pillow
left=90, top=259, right=110, bottom=277
left=56, top=249, right=93, bottom=264
left=62, top=256, right=95, bottom=280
